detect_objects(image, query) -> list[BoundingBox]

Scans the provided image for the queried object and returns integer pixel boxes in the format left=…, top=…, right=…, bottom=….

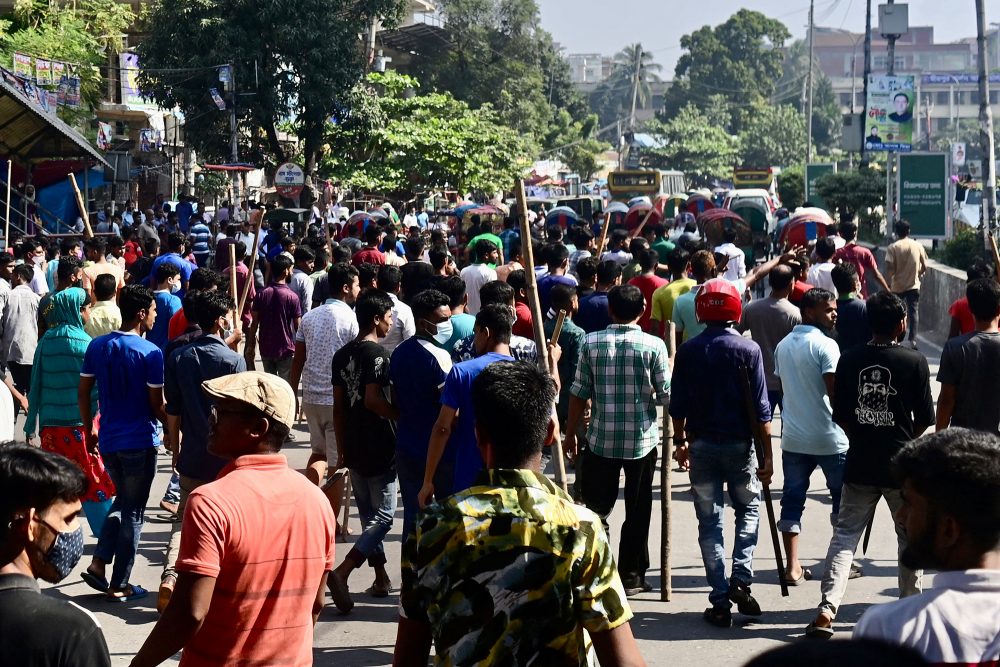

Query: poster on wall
left=64, top=75, right=81, bottom=108
left=97, top=122, right=113, bottom=151
left=864, top=74, right=915, bottom=153
left=35, top=58, right=52, bottom=85
left=13, top=53, right=33, bottom=80
left=119, top=52, right=157, bottom=111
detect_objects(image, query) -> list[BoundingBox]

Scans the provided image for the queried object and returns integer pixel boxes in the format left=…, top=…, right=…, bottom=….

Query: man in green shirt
left=646, top=222, right=675, bottom=266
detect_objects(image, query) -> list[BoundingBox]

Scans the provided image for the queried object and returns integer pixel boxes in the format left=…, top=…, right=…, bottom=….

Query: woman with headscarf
left=24, top=287, right=115, bottom=510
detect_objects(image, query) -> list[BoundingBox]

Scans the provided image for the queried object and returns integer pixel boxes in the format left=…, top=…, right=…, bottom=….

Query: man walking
left=565, top=285, right=670, bottom=597
left=460, top=239, right=498, bottom=315
left=851, top=429, right=1000, bottom=665
left=327, top=291, right=398, bottom=612
left=885, top=220, right=928, bottom=349
left=833, top=221, right=889, bottom=297
left=290, top=247, right=316, bottom=315
left=377, top=265, right=415, bottom=354
left=1, top=264, right=39, bottom=417
left=576, top=261, right=622, bottom=334
left=739, top=264, right=800, bottom=413
left=650, top=248, right=694, bottom=340
left=157, top=291, right=247, bottom=612
left=774, top=288, right=849, bottom=584
left=247, top=254, right=302, bottom=380
left=130, top=372, right=336, bottom=667
left=395, top=362, right=646, bottom=667
left=805, top=292, right=932, bottom=638
left=671, top=279, right=773, bottom=627
left=79, top=285, right=166, bottom=602
left=672, top=250, right=716, bottom=348
left=936, top=277, right=1000, bottom=434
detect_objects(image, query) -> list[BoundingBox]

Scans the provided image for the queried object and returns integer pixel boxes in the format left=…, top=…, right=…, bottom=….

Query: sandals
left=786, top=568, right=814, bottom=586
left=327, top=572, right=354, bottom=613
left=106, top=584, right=148, bottom=603
left=703, top=606, right=733, bottom=628
left=805, top=620, right=835, bottom=639
left=81, top=570, right=109, bottom=593
left=369, top=578, right=392, bottom=598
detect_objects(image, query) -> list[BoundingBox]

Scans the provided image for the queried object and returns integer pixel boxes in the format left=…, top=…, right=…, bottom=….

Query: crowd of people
left=0, top=195, right=998, bottom=667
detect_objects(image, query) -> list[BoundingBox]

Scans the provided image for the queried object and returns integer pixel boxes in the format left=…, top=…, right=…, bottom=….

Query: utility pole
left=976, top=0, right=998, bottom=253
left=860, top=0, right=873, bottom=167
left=885, top=0, right=898, bottom=235
left=806, top=0, right=815, bottom=163
left=628, top=46, right=641, bottom=131
left=226, top=64, right=240, bottom=207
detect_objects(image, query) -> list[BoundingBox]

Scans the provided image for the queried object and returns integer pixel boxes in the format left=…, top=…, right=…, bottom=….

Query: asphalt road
left=29, top=335, right=944, bottom=666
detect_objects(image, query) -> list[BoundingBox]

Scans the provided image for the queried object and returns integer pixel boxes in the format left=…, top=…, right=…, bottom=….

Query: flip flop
left=786, top=568, right=813, bottom=586
left=106, top=584, right=148, bottom=603
left=369, top=579, right=392, bottom=598
left=805, top=621, right=834, bottom=639
left=81, top=570, right=109, bottom=593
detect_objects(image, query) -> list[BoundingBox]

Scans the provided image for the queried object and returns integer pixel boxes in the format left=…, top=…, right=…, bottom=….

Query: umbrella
left=624, top=203, right=663, bottom=232
left=697, top=208, right=749, bottom=247
left=449, top=203, right=478, bottom=218
left=366, top=208, right=389, bottom=220
left=545, top=206, right=580, bottom=228
left=345, top=211, right=376, bottom=237
left=604, top=201, right=629, bottom=215
left=628, top=196, right=652, bottom=208
left=684, top=193, right=716, bottom=216
left=779, top=208, right=834, bottom=248
left=790, top=206, right=835, bottom=227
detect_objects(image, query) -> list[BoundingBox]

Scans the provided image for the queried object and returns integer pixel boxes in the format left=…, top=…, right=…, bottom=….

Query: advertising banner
left=805, top=163, right=836, bottom=210
left=13, top=53, right=33, bottom=80
left=864, top=74, right=915, bottom=153
left=35, top=59, right=52, bottom=86
left=897, top=153, right=949, bottom=239
left=119, top=52, right=157, bottom=111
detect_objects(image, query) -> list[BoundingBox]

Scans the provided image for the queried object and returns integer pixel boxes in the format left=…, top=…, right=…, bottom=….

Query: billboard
left=897, top=153, right=949, bottom=239
left=119, top=53, right=158, bottom=111
left=864, top=75, right=915, bottom=153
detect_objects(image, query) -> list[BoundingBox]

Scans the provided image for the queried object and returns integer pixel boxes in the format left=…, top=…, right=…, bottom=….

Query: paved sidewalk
left=28, top=337, right=943, bottom=665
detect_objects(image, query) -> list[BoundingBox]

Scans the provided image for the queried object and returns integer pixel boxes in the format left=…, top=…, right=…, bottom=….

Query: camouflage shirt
left=399, top=469, right=632, bottom=666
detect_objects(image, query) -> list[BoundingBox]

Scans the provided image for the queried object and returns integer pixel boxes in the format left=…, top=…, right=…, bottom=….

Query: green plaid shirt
left=570, top=323, right=671, bottom=459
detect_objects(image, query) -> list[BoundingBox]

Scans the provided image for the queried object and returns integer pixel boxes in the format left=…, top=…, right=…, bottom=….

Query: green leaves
left=643, top=105, right=739, bottom=186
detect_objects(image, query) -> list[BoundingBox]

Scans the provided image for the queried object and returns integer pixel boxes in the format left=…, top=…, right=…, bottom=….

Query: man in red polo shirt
left=833, top=221, right=889, bottom=298
left=130, top=371, right=336, bottom=667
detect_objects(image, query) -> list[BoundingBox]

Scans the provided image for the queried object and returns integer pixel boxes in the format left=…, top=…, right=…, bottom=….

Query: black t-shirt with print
left=833, top=343, right=934, bottom=487
left=331, top=339, right=396, bottom=477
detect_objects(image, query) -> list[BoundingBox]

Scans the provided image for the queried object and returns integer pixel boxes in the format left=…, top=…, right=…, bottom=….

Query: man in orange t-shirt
left=130, top=372, right=336, bottom=667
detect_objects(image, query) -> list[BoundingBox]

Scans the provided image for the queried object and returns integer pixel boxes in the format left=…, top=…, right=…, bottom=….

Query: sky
left=537, top=0, right=985, bottom=76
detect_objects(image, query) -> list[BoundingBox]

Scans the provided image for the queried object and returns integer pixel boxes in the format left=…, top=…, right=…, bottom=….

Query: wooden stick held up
left=989, top=232, right=1000, bottom=282
left=661, top=320, right=676, bottom=602
left=238, top=208, right=263, bottom=315
left=515, top=178, right=567, bottom=492
left=68, top=173, right=93, bottom=239
left=596, top=211, right=612, bottom=256
left=629, top=208, right=656, bottom=240
left=3, top=160, right=10, bottom=248
left=228, top=244, right=240, bottom=333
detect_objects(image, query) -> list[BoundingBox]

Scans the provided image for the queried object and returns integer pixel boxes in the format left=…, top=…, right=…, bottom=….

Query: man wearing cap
left=130, top=371, right=336, bottom=667
left=671, top=279, right=773, bottom=628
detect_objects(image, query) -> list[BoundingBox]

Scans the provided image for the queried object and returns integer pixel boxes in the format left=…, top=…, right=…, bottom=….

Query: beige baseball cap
left=202, top=371, right=295, bottom=430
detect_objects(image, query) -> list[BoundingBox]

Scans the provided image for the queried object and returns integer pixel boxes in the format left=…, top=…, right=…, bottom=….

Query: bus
left=607, top=169, right=685, bottom=201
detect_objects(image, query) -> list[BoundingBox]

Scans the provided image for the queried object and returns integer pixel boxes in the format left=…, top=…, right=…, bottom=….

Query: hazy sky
left=537, top=0, right=984, bottom=75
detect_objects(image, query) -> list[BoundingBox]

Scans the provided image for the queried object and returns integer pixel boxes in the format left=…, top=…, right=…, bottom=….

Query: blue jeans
left=689, top=438, right=761, bottom=608
left=162, top=472, right=181, bottom=504
left=396, top=451, right=455, bottom=543
left=347, top=469, right=398, bottom=568
left=94, top=447, right=157, bottom=589
left=778, top=450, right=847, bottom=534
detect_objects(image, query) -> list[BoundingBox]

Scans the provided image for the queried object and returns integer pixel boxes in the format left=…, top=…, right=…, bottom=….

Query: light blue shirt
left=672, top=285, right=706, bottom=343
left=774, top=324, right=849, bottom=455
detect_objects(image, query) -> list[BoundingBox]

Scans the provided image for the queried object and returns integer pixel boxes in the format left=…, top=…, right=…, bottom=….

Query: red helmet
left=695, top=278, right=742, bottom=323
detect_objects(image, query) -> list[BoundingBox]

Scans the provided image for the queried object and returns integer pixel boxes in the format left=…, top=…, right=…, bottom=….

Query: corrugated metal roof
left=0, top=68, right=110, bottom=167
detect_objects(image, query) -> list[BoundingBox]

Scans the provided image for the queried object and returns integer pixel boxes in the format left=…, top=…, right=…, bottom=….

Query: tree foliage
left=776, top=164, right=805, bottom=210
left=137, top=0, right=405, bottom=180
left=665, top=10, right=791, bottom=134
left=814, top=168, right=886, bottom=230
left=643, top=105, right=738, bottom=187
left=737, top=102, right=807, bottom=168
left=321, top=72, right=529, bottom=196
left=590, top=42, right=661, bottom=130
left=0, top=0, right=134, bottom=119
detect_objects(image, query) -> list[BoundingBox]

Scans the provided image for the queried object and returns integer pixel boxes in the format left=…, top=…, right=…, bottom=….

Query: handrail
left=1, top=174, right=79, bottom=238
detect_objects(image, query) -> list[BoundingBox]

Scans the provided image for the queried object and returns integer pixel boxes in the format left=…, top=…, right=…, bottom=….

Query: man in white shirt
left=807, top=237, right=838, bottom=294
left=289, top=247, right=315, bottom=314
left=402, top=207, right=417, bottom=230
left=376, top=265, right=415, bottom=353
left=288, top=263, right=359, bottom=522
left=853, top=428, right=1000, bottom=667
left=460, top=239, right=498, bottom=316
left=774, top=287, right=849, bottom=585
left=713, top=228, right=747, bottom=282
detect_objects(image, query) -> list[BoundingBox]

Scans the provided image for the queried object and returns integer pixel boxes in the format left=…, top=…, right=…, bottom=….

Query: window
left=873, top=55, right=887, bottom=70
left=839, top=93, right=853, bottom=106
left=936, top=91, right=950, bottom=105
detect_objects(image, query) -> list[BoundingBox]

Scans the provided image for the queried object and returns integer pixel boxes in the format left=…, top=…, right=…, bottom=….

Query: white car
left=954, top=189, right=982, bottom=229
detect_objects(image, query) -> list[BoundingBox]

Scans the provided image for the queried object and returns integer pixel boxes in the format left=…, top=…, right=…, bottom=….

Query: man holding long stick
left=670, top=279, right=774, bottom=628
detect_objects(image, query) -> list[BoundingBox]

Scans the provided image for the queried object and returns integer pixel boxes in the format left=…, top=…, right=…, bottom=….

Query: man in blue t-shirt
left=78, top=284, right=167, bottom=603
left=148, top=263, right=183, bottom=350
left=389, top=289, right=458, bottom=540
left=417, top=303, right=515, bottom=508
left=576, top=260, right=621, bottom=333
left=175, top=195, right=194, bottom=234
left=148, top=232, right=194, bottom=296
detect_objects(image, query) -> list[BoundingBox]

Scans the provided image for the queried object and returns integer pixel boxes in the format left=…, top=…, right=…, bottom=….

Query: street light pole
left=860, top=0, right=873, bottom=167
left=976, top=0, right=998, bottom=251
left=806, top=0, right=815, bottom=163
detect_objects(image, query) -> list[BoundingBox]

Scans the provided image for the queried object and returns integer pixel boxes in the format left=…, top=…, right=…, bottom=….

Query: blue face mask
left=36, top=518, right=84, bottom=582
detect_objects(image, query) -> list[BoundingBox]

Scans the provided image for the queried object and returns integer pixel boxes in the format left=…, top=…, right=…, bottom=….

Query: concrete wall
left=872, top=243, right=966, bottom=347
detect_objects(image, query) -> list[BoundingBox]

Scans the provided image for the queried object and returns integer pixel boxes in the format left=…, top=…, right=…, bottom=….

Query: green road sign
left=897, top=153, right=949, bottom=239
left=805, top=163, right=836, bottom=211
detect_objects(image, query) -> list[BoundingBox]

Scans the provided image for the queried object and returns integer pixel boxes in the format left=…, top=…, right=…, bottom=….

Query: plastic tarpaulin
left=36, top=167, right=105, bottom=232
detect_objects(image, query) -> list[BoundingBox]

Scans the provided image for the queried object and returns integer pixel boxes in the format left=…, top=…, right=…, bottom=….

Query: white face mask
left=432, top=319, right=453, bottom=346
left=32, top=254, right=44, bottom=266
left=169, top=281, right=181, bottom=294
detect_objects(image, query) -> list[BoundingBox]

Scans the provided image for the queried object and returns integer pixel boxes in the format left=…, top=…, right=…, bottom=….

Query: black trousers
left=579, top=446, right=658, bottom=584
left=9, top=362, right=31, bottom=418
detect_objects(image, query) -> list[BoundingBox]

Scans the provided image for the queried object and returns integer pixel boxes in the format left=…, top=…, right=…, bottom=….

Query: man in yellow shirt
left=650, top=248, right=695, bottom=340
left=84, top=275, right=122, bottom=339
left=885, top=219, right=928, bottom=349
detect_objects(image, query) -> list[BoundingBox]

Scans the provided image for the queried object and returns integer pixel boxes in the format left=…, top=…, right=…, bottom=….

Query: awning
left=0, top=68, right=110, bottom=168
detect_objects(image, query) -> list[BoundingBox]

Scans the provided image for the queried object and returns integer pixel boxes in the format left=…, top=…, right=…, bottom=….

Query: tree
left=738, top=103, right=807, bottom=168
left=815, top=168, right=886, bottom=233
left=322, top=72, right=530, bottom=196
left=665, top=10, right=791, bottom=133
left=777, top=165, right=805, bottom=210
left=0, top=0, right=134, bottom=119
left=643, top=105, right=739, bottom=187
left=610, top=43, right=662, bottom=124
left=137, top=0, right=405, bottom=181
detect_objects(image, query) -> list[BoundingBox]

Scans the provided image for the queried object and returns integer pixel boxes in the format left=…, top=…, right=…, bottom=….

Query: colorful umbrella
left=624, top=203, right=663, bottom=232
left=683, top=193, right=716, bottom=216
left=697, top=208, right=749, bottom=248
left=545, top=206, right=580, bottom=229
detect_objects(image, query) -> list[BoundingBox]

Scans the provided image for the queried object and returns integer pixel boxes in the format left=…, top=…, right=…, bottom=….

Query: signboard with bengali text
left=897, top=153, right=949, bottom=239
